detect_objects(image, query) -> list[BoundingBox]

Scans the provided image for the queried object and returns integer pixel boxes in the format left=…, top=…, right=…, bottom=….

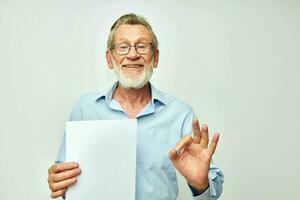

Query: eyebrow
left=115, top=37, right=151, bottom=43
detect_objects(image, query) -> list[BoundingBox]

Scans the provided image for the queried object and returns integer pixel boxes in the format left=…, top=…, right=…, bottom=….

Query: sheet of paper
left=66, top=119, right=137, bottom=200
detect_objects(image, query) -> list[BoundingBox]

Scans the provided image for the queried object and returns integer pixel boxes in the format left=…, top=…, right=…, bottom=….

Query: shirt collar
left=95, top=82, right=167, bottom=107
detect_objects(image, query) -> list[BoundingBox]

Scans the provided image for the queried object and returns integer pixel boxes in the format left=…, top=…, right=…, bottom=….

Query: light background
left=0, top=0, right=299, bottom=199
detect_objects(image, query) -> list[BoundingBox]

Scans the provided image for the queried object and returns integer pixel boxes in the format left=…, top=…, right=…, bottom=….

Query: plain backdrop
left=0, top=0, right=299, bottom=199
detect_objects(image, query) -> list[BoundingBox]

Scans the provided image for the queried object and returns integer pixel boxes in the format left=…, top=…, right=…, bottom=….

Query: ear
left=153, top=49, right=159, bottom=68
left=106, top=50, right=114, bottom=69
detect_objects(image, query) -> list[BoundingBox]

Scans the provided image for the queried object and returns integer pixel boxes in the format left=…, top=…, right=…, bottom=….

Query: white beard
left=112, top=59, right=154, bottom=89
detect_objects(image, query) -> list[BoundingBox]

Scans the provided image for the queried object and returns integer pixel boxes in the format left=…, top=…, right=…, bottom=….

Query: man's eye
left=119, top=45, right=129, bottom=50
left=136, top=44, right=147, bottom=49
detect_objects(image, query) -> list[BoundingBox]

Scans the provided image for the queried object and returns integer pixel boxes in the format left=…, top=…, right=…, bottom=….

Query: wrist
left=188, top=178, right=209, bottom=191
left=188, top=181, right=209, bottom=197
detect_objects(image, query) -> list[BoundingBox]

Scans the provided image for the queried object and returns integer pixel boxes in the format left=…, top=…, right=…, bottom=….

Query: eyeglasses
left=113, top=42, right=153, bottom=55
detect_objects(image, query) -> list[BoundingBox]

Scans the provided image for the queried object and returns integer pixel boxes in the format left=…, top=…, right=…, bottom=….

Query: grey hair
left=107, top=13, right=158, bottom=52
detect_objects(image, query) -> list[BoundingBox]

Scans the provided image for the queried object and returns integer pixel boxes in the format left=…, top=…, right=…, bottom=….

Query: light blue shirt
left=56, top=82, right=223, bottom=200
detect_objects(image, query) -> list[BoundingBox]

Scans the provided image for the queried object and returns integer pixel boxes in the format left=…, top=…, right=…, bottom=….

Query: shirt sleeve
left=55, top=100, right=83, bottom=163
left=55, top=131, right=66, bottom=163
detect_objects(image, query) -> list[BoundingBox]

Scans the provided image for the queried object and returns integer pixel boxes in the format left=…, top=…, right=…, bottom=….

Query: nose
left=126, top=46, right=140, bottom=60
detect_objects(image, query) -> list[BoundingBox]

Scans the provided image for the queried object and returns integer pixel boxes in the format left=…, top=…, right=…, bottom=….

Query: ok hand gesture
left=168, top=118, right=220, bottom=191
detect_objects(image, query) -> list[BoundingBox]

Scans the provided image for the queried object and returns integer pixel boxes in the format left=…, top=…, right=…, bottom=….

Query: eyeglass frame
left=111, top=42, right=153, bottom=55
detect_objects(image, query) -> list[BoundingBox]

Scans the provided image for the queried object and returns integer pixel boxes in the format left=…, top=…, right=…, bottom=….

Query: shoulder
left=157, top=89, right=194, bottom=114
left=70, top=91, right=103, bottom=111
left=68, top=92, right=104, bottom=121
left=156, top=89, right=196, bottom=134
left=74, top=92, right=104, bottom=106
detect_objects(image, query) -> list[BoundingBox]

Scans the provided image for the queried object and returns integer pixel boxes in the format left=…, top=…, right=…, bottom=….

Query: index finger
left=49, top=162, right=79, bottom=174
left=168, top=135, right=193, bottom=161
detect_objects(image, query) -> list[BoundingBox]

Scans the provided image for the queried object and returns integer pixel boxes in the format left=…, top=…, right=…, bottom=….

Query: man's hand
left=48, top=162, right=81, bottom=198
left=168, top=118, right=219, bottom=191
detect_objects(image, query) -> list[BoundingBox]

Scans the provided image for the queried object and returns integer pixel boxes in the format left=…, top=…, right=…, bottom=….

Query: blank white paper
left=66, top=119, right=137, bottom=200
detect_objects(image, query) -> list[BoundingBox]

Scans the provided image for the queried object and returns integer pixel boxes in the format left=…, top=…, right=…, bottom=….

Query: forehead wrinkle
left=114, top=25, right=152, bottom=44
left=115, top=37, right=150, bottom=44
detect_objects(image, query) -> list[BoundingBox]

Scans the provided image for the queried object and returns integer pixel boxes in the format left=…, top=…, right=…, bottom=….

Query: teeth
left=123, top=64, right=143, bottom=68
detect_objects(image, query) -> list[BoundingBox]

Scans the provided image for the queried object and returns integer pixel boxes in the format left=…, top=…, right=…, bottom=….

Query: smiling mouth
left=122, top=64, right=144, bottom=68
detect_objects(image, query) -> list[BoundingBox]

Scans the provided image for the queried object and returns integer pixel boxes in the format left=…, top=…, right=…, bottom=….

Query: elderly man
left=48, top=13, right=224, bottom=200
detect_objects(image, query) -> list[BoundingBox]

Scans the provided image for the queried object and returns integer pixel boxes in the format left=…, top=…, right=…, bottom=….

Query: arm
left=169, top=118, right=224, bottom=200
left=48, top=101, right=83, bottom=198
left=189, top=161, right=224, bottom=199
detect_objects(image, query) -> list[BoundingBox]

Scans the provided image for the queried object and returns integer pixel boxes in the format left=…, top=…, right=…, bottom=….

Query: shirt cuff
left=189, top=175, right=217, bottom=200
left=189, top=184, right=209, bottom=196
left=191, top=187, right=211, bottom=200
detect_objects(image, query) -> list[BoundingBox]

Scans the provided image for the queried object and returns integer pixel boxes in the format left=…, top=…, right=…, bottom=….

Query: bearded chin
left=112, top=60, right=154, bottom=89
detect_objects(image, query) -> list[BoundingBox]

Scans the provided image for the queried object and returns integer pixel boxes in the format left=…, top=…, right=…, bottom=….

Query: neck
left=113, top=82, right=151, bottom=110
